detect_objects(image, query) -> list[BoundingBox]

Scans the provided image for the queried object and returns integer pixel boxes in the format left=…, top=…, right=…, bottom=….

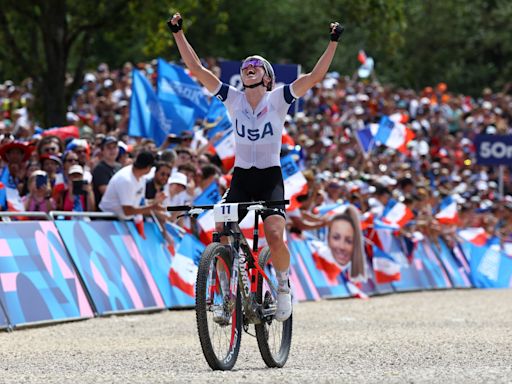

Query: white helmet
left=240, top=55, right=275, bottom=91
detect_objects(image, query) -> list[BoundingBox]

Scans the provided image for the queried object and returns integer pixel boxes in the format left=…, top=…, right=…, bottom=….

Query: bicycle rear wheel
left=196, top=243, right=242, bottom=371
left=255, top=246, right=293, bottom=368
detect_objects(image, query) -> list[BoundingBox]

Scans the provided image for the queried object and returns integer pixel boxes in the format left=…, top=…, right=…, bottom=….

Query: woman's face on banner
left=328, top=219, right=354, bottom=266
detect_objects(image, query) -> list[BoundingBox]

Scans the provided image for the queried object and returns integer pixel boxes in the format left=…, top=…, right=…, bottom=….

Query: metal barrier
left=0, top=211, right=119, bottom=221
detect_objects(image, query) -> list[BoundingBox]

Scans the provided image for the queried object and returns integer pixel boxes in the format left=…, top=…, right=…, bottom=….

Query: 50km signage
left=475, top=135, right=512, bottom=165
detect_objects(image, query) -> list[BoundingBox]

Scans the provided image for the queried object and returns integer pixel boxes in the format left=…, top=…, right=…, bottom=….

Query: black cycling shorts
left=221, top=166, right=286, bottom=222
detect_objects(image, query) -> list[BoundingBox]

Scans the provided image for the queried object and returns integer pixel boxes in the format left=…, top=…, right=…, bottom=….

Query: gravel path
left=1, top=289, right=511, bottom=384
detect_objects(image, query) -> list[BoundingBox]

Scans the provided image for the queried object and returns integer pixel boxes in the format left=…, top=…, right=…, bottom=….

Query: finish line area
left=1, top=289, right=510, bottom=384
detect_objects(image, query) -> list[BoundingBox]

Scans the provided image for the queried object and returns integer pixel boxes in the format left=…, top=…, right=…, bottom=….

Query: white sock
left=276, top=269, right=290, bottom=293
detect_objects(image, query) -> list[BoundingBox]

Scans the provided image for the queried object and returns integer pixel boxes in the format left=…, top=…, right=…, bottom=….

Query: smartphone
left=35, top=174, right=48, bottom=189
left=167, top=136, right=182, bottom=144
left=72, top=180, right=85, bottom=195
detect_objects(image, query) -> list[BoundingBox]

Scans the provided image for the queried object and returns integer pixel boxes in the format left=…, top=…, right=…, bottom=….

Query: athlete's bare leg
left=263, top=215, right=290, bottom=272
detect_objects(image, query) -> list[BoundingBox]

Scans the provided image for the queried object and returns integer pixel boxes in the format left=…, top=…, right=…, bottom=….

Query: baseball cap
left=101, top=135, right=118, bottom=148
left=68, top=164, right=84, bottom=175
left=84, top=73, right=96, bottom=83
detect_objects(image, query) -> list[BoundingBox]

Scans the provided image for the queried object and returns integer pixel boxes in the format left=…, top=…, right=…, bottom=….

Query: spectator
left=58, top=164, right=95, bottom=212
left=99, top=151, right=164, bottom=219
left=0, top=140, right=33, bottom=211
left=145, top=161, right=172, bottom=200
left=22, top=170, right=56, bottom=213
left=92, top=135, right=121, bottom=209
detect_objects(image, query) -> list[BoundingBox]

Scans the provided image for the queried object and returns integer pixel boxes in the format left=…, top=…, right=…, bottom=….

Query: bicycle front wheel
left=196, top=243, right=242, bottom=371
left=255, top=246, right=293, bottom=368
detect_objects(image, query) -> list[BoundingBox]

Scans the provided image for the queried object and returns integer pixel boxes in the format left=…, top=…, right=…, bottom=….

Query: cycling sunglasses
left=241, top=59, right=264, bottom=71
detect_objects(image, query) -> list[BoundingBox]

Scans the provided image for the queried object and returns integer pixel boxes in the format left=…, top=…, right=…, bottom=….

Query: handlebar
left=167, top=200, right=289, bottom=212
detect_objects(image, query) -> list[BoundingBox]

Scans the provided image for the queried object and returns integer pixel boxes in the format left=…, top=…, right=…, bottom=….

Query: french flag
left=346, top=280, right=369, bottom=300
left=375, top=115, right=415, bottom=154
left=435, top=196, right=459, bottom=225
left=458, top=228, right=488, bottom=247
left=379, top=202, right=414, bottom=229
left=310, top=241, right=343, bottom=283
left=314, top=202, right=348, bottom=217
left=282, top=127, right=295, bottom=146
left=194, top=182, right=221, bottom=245
left=280, top=154, right=308, bottom=211
left=211, top=130, right=235, bottom=172
left=372, top=246, right=401, bottom=283
left=169, top=235, right=201, bottom=297
left=360, top=212, right=374, bottom=231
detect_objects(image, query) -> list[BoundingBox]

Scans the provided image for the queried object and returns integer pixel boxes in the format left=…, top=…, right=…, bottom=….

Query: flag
left=169, top=234, right=203, bottom=297
left=458, top=228, right=488, bottom=247
left=314, top=202, right=348, bottom=217
left=280, top=154, right=308, bottom=211
left=435, top=196, right=459, bottom=225
left=345, top=280, right=369, bottom=300
left=372, top=246, right=401, bottom=283
left=157, top=58, right=209, bottom=119
left=360, top=212, right=374, bottom=231
left=282, top=127, right=295, bottom=146
left=310, top=241, right=343, bottom=283
left=129, top=69, right=171, bottom=146
left=194, top=182, right=221, bottom=245
left=355, top=125, right=377, bottom=155
left=380, top=201, right=414, bottom=229
left=204, top=97, right=232, bottom=139
left=211, top=130, right=235, bottom=172
left=375, top=115, right=415, bottom=153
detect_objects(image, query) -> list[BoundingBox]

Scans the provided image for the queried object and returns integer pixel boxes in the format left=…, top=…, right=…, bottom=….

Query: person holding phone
left=58, top=165, right=95, bottom=212
left=23, top=170, right=56, bottom=213
left=168, top=12, right=344, bottom=321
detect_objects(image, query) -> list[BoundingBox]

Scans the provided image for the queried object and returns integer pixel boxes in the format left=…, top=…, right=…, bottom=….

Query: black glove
left=330, top=22, right=344, bottom=42
left=167, top=17, right=183, bottom=33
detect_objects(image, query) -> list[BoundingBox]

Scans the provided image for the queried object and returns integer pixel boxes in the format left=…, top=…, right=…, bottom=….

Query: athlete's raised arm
left=167, top=13, right=221, bottom=94
left=291, top=22, right=344, bottom=98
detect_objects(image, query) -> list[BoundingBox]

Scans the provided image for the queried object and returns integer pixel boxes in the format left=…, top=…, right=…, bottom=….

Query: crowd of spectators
left=0, top=59, right=511, bottom=245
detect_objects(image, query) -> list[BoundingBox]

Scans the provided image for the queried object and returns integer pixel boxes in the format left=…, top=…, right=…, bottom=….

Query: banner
left=465, top=240, right=512, bottom=288
left=388, top=236, right=431, bottom=292
left=415, top=241, right=452, bottom=289
left=474, top=134, right=512, bottom=165
left=0, top=304, right=7, bottom=329
left=55, top=221, right=165, bottom=315
left=125, top=222, right=175, bottom=308
left=432, top=238, right=472, bottom=288
left=0, top=222, right=93, bottom=327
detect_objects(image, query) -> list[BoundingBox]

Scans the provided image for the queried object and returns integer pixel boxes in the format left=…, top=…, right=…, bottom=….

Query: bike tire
left=255, top=246, right=293, bottom=368
left=196, top=243, right=242, bottom=371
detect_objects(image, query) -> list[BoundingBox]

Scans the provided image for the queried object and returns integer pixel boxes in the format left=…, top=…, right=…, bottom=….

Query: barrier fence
left=0, top=212, right=510, bottom=330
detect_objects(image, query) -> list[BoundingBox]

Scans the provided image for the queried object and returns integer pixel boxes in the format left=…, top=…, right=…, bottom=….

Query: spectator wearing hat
left=164, top=172, right=189, bottom=221
left=67, top=139, right=93, bottom=183
left=99, top=151, right=165, bottom=219
left=36, top=135, right=64, bottom=157
left=58, top=164, right=95, bottom=212
left=0, top=140, right=33, bottom=211
left=92, top=136, right=121, bottom=209
left=22, top=170, right=56, bottom=213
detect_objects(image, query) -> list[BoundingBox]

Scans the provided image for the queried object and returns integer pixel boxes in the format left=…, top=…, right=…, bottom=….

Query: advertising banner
left=474, top=134, right=512, bottom=165
left=55, top=221, right=165, bottom=315
left=0, top=303, right=9, bottom=329
left=389, top=236, right=432, bottom=292
left=125, top=222, right=175, bottom=308
left=415, top=241, right=452, bottom=289
left=0, top=222, right=93, bottom=327
left=464, top=240, right=512, bottom=288
left=432, top=239, right=472, bottom=288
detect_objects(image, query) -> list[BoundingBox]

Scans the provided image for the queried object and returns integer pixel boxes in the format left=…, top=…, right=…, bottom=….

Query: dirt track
left=1, top=289, right=511, bottom=384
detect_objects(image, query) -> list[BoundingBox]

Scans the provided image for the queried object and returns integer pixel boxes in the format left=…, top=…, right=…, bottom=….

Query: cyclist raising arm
left=168, top=13, right=343, bottom=321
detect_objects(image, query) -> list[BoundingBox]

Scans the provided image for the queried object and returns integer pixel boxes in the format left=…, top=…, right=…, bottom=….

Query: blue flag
left=193, top=181, right=221, bottom=206
left=129, top=70, right=195, bottom=145
left=204, top=97, right=232, bottom=139
left=157, top=58, right=209, bottom=120
left=129, top=69, right=171, bottom=146
left=355, top=126, right=376, bottom=154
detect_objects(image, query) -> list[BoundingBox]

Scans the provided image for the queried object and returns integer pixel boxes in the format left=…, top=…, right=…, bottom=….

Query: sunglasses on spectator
left=241, top=59, right=264, bottom=71
left=159, top=172, right=171, bottom=178
left=43, top=146, right=59, bottom=153
left=65, top=158, right=79, bottom=164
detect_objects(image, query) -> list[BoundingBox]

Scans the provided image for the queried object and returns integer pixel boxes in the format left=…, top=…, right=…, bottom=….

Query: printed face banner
left=0, top=222, right=93, bottom=327
left=55, top=221, right=165, bottom=315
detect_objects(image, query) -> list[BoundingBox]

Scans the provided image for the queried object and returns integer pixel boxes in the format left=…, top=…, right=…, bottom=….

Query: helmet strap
left=243, top=79, right=265, bottom=89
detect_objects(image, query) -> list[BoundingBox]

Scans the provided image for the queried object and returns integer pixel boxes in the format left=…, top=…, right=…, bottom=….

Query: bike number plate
left=213, top=203, right=239, bottom=223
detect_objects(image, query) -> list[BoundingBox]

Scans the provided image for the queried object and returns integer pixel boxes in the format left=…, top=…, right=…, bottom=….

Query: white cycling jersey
left=214, top=83, right=297, bottom=169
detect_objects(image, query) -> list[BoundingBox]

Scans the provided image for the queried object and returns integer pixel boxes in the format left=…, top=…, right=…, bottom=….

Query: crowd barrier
left=0, top=213, right=510, bottom=330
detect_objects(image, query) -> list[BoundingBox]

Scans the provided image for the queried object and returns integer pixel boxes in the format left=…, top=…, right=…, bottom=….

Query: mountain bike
left=167, top=200, right=293, bottom=371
